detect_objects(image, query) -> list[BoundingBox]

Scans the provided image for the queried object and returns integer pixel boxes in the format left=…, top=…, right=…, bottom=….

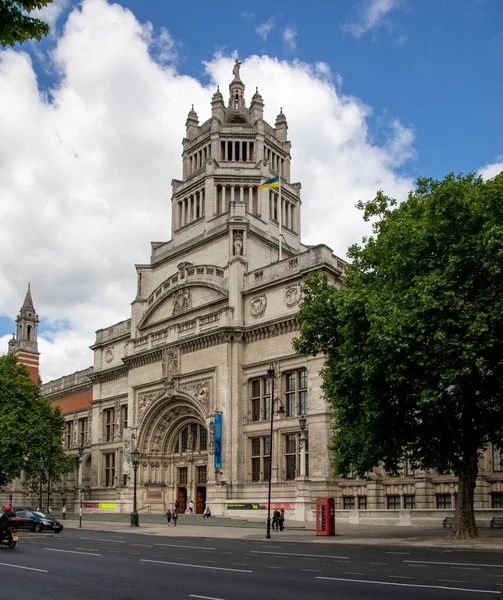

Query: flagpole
left=278, top=178, right=282, bottom=261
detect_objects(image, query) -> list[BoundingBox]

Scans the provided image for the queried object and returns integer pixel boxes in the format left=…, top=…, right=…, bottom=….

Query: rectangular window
left=78, top=418, right=87, bottom=447
left=284, top=370, right=308, bottom=417
left=436, top=494, right=452, bottom=509
left=493, top=447, right=503, bottom=472
left=263, top=436, right=271, bottom=482
left=404, top=460, right=415, bottom=477
left=249, top=377, right=273, bottom=421
left=104, top=408, right=114, bottom=442
left=178, top=467, right=188, bottom=485
left=250, top=437, right=271, bottom=482
left=285, top=433, right=297, bottom=480
left=358, top=496, right=367, bottom=509
left=197, top=465, right=207, bottom=484
left=404, top=494, right=416, bottom=509
left=104, top=452, right=115, bottom=487
left=199, top=427, right=207, bottom=451
left=251, top=438, right=261, bottom=482
left=66, top=422, right=72, bottom=449
left=387, top=495, right=401, bottom=509
left=121, top=405, right=128, bottom=431
left=492, top=493, right=503, bottom=508
left=343, top=496, right=356, bottom=509
left=181, top=428, right=188, bottom=452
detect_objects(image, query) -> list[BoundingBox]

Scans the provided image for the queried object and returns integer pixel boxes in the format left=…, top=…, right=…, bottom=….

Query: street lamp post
left=47, top=412, right=54, bottom=513
left=298, top=415, right=307, bottom=479
left=78, top=446, right=84, bottom=528
left=265, top=365, right=285, bottom=539
left=38, top=458, right=45, bottom=511
left=130, top=448, right=140, bottom=527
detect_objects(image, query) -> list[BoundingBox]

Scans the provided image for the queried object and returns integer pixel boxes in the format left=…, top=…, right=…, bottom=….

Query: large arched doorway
left=137, top=395, right=209, bottom=513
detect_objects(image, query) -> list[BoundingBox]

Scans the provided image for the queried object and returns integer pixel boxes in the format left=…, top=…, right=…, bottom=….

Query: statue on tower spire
left=232, top=58, right=242, bottom=80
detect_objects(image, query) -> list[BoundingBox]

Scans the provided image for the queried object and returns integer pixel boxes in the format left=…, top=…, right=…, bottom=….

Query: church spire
left=22, top=282, right=35, bottom=311
left=8, top=285, right=40, bottom=384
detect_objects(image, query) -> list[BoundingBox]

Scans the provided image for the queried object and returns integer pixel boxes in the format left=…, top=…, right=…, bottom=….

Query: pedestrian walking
left=62, top=504, right=67, bottom=520
left=202, top=505, right=211, bottom=518
left=165, top=509, right=172, bottom=526
left=279, top=508, right=285, bottom=531
left=172, top=508, right=178, bottom=527
left=272, top=508, right=280, bottom=531
left=188, top=500, right=194, bottom=514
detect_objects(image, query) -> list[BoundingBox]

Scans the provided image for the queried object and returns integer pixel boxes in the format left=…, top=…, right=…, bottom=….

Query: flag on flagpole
left=258, top=176, right=280, bottom=190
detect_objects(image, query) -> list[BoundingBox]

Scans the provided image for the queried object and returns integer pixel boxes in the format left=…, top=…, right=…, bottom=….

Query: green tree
left=0, top=0, right=53, bottom=47
left=0, top=354, right=74, bottom=495
left=294, top=172, right=503, bottom=539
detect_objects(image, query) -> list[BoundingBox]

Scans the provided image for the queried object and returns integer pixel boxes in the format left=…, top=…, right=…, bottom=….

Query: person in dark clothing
left=165, top=509, right=172, bottom=526
left=172, top=509, right=178, bottom=527
left=278, top=508, right=285, bottom=531
left=272, top=509, right=280, bottom=531
left=0, top=505, right=15, bottom=536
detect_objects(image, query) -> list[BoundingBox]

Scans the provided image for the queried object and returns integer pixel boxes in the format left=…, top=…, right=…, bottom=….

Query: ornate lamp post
left=38, top=458, right=45, bottom=511
left=78, top=446, right=84, bottom=528
left=130, top=448, right=140, bottom=527
left=265, top=364, right=285, bottom=539
left=298, top=415, right=307, bottom=479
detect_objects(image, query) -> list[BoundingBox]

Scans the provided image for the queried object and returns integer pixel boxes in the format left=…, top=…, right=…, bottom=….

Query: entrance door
left=195, top=487, right=206, bottom=514
left=177, top=487, right=187, bottom=514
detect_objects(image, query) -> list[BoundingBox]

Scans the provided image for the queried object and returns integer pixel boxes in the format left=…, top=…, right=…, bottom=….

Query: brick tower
left=8, top=284, right=40, bottom=385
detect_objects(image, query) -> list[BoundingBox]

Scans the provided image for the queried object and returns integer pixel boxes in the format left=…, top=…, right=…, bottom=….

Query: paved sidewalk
left=60, top=514, right=503, bottom=551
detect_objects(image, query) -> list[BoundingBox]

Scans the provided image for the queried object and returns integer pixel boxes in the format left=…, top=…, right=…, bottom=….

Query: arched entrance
left=137, top=395, right=209, bottom=514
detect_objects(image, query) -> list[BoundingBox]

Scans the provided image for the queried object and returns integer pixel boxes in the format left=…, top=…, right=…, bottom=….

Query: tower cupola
left=275, top=107, right=288, bottom=142
left=226, top=59, right=248, bottom=123
left=185, top=105, right=199, bottom=140
left=250, top=87, right=264, bottom=123
left=8, top=284, right=40, bottom=384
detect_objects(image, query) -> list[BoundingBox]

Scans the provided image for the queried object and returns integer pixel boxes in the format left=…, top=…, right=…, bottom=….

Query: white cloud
left=0, top=0, right=415, bottom=381
left=240, top=11, right=255, bottom=20
left=478, top=157, right=503, bottom=180
left=256, top=17, right=276, bottom=41
left=342, top=0, right=405, bottom=39
left=283, top=26, right=297, bottom=51
left=33, top=0, right=71, bottom=30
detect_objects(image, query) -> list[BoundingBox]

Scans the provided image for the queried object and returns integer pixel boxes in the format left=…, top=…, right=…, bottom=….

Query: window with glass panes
left=78, top=418, right=87, bottom=447
left=358, top=496, right=367, bottom=509
left=387, top=495, right=400, bottom=509
left=178, top=467, right=188, bottom=484
left=249, top=377, right=272, bottom=422
left=104, top=452, right=115, bottom=487
left=492, top=493, right=503, bottom=508
left=250, top=436, right=271, bottom=482
left=343, top=496, right=356, bottom=509
left=197, top=465, right=207, bottom=484
left=104, top=408, right=114, bottom=441
left=493, top=446, right=503, bottom=471
left=404, top=494, right=416, bottom=509
left=121, top=405, right=128, bottom=431
left=284, top=370, right=308, bottom=417
left=66, top=421, right=72, bottom=449
left=285, top=433, right=297, bottom=480
left=436, top=494, right=452, bottom=509
left=174, top=424, right=208, bottom=453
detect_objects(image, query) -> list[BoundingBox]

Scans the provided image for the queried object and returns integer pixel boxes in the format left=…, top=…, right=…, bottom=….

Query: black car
left=14, top=509, right=63, bottom=533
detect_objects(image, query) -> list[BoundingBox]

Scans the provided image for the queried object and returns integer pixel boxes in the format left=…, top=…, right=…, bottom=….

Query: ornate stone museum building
left=5, top=64, right=503, bottom=521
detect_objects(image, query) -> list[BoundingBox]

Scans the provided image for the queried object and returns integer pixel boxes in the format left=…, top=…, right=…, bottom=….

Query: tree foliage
left=294, top=172, right=503, bottom=539
left=0, top=0, right=53, bottom=47
left=0, top=354, right=74, bottom=491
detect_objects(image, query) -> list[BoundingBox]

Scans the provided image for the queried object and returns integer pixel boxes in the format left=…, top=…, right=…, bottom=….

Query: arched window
left=27, top=325, right=32, bottom=341
left=173, top=424, right=208, bottom=453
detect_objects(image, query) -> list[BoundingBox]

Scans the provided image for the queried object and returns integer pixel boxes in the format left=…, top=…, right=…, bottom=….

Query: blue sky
left=0, top=0, right=501, bottom=379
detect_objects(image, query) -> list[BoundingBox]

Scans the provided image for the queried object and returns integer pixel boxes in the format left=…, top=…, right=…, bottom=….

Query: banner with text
left=214, top=412, right=222, bottom=470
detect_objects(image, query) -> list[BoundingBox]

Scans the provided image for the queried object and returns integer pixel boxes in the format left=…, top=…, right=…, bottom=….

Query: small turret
left=185, top=105, right=199, bottom=140
left=250, top=87, right=264, bottom=123
left=226, top=59, right=248, bottom=123
left=211, top=86, right=225, bottom=121
left=275, top=107, right=288, bottom=143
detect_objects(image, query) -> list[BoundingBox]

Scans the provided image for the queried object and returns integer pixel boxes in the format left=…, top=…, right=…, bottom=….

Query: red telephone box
left=316, top=497, right=335, bottom=536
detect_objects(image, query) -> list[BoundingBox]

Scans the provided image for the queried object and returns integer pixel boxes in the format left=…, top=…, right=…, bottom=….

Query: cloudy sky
left=0, top=0, right=502, bottom=382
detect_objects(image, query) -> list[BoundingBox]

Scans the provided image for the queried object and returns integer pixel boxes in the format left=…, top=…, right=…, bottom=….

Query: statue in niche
left=232, top=58, right=242, bottom=79
left=233, top=232, right=243, bottom=256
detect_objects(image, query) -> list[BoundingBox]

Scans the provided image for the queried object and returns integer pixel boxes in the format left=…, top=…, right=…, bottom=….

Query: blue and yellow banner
left=214, top=412, right=222, bottom=470
left=258, top=176, right=280, bottom=190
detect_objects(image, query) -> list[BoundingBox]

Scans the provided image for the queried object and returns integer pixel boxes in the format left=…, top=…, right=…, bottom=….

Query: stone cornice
left=44, top=381, right=93, bottom=402
left=122, top=348, right=163, bottom=370
left=243, top=317, right=299, bottom=344
left=88, top=364, right=128, bottom=384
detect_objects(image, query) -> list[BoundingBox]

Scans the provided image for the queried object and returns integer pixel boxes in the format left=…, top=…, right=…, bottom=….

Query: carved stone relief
left=172, top=288, right=192, bottom=315
left=250, top=295, right=267, bottom=318
left=123, top=341, right=132, bottom=357
left=162, top=347, right=179, bottom=396
left=105, top=346, right=114, bottom=363
left=137, top=388, right=164, bottom=425
left=284, top=284, right=301, bottom=307
left=114, top=398, right=121, bottom=440
left=179, top=377, right=212, bottom=414
left=72, top=421, right=77, bottom=448
left=87, top=409, right=92, bottom=445
left=233, top=231, right=243, bottom=256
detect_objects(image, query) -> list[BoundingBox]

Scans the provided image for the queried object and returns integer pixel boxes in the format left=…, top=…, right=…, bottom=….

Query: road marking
left=141, top=559, right=252, bottom=573
left=265, top=566, right=283, bottom=570
left=386, top=551, right=410, bottom=555
left=44, top=548, right=101, bottom=556
left=155, top=543, right=216, bottom=551
left=405, top=560, right=503, bottom=569
left=343, top=572, right=365, bottom=576
left=369, top=562, right=388, bottom=565
left=250, top=550, right=349, bottom=559
left=316, top=576, right=500, bottom=594
left=301, top=569, right=322, bottom=573
left=439, top=579, right=467, bottom=584
left=0, top=562, right=48, bottom=573
left=80, top=537, right=126, bottom=544
left=389, top=575, right=414, bottom=580
left=189, top=595, right=227, bottom=600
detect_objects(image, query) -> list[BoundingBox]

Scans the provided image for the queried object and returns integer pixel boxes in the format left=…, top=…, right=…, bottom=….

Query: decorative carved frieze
left=162, top=347, right=179, bottom=396
left=137, top=388, right=164, bottom=425
left=284, top=284, right=301, bottom=307
left=250, top=295, right=267, bottom=318
left=179, top=377, right=212, bottom=414
left=105, top=347, right=114, bottom=363
left=172, top=288, right=192, bottom=314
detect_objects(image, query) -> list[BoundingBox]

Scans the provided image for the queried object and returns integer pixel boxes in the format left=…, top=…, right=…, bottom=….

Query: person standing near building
left=188, top=500, right=194, bottom=514
left=272, top=508, right=280, bottom=531
left=165, top=509, right=172, bottom=526
left=279, top=508, right=285, bottom=531
left=62, top=504, right=67, bottom=520
left=172, top=508, right=178, bottom=527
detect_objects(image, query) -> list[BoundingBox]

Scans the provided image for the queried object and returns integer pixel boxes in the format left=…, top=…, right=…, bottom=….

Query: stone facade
left=5, top=63, right=503, bottom=521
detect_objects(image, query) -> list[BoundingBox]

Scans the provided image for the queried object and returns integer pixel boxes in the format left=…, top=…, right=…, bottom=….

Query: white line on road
left=44, top=548, right=101, bottom=556
left=155, top=543, right=216, bottom=551
left=316, top=576, right=500, bottom=594
left=189, top=595, right=228, bottom=600
left=250, top=550, right=349, bottom=559
left=386, top=551, right=410, bottom=555
left=141, top=559, right=252, bottom=573
left=80, top=537, right=126, bottom=544
left=0, top=562, right=48, bottom=573
left=405, top=560, right=503, bottom=569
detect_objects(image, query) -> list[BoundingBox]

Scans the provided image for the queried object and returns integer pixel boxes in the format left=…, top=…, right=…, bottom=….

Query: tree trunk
left=451, top=446, right=479, bottom=539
